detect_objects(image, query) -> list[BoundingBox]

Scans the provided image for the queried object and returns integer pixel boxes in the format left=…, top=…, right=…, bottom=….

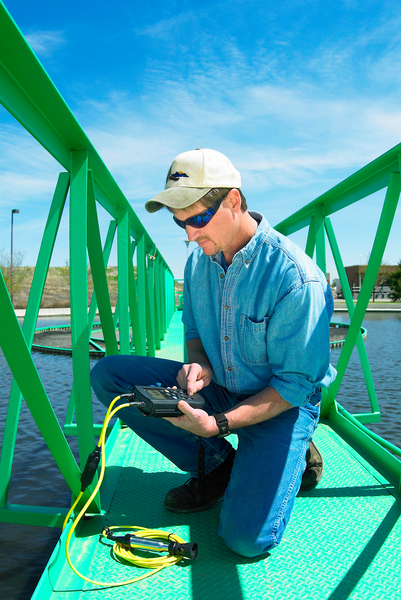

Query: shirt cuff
left=269, top=375, right=320, bottom=408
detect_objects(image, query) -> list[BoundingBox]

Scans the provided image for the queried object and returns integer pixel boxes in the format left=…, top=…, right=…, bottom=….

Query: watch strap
left=214, top=412, right=230, bottom=438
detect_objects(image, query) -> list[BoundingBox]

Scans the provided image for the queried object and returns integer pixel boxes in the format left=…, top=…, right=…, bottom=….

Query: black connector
left=102, top=529, right=198, bottom=560
left=168, top=541, right=198, bottom=560
left=117, top=392, right=146, bottom=410
left=80, top=447, right=101, bottom=492
left=119, top=392, right=137, bottom=401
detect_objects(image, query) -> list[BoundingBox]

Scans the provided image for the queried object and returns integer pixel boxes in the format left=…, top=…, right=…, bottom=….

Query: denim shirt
left=182, top=212, right=337, bottom=408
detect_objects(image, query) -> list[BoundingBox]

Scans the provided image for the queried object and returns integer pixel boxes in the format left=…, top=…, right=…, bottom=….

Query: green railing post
left=305, top=216, right=316, bottom=259
left=314, top=205, right=326, bottom=276
left=154, top=255, right=162, bottom=350
left=145, top=249, right=156, bottom=357
left=117, top=206, right=131, bottom=355
left=70, top=150, right=97, bottom=480
left=136, top=234, right=147, bottom=355
left=65, top=218, right=118, bottom=435
left=128, top=240, right=144, bottom=355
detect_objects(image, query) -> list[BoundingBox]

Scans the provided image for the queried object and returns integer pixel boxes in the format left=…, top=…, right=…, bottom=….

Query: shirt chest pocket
left=239, top=314, right=270, bottom=364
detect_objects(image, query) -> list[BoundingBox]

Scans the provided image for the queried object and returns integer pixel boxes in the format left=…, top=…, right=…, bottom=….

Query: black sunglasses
left=173, top=196, right=225, bottom=230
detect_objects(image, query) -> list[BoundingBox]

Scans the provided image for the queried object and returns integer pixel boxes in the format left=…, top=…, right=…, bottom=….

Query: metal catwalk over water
left=29, top=321, right=366, bottom=355
left=0, top=2, right=400, bottom=598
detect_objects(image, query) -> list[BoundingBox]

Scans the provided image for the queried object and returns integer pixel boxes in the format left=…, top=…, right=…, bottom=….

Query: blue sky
left=1, top=0, right=401, bottom=280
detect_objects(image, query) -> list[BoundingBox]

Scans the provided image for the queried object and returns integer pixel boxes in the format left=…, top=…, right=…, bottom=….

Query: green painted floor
left=34, top=311, right=401, bottom=600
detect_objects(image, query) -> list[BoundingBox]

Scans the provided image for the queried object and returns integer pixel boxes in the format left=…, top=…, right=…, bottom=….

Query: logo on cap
left=168, top=171, right=189, bottom=182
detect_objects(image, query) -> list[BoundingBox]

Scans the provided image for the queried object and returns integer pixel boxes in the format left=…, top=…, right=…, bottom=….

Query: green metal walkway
left=32, top=311, right=401, bottom=600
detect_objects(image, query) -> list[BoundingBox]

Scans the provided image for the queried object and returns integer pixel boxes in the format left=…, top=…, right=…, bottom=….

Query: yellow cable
left=63, top=396, right=187, bottom=588
left=106, top=525, right=184, bottom=569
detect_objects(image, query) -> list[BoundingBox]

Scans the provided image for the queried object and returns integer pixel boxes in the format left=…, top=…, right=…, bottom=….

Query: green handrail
left=274, top=149, right=401, bottom=488
left=0, top=2, right=176, bottom=525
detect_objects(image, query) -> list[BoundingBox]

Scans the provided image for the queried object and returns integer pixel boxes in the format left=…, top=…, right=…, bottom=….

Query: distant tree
left=58, top=260, right=70, bottom=285
left=388, top=261, right=401, bottom=302
left=0, top=247, right=28, bottom=302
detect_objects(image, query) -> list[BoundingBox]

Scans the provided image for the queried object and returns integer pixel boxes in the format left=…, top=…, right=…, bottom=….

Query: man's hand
left=163, top=400, right=218, bottom=437
left=176, top=362, right=212, bottom=396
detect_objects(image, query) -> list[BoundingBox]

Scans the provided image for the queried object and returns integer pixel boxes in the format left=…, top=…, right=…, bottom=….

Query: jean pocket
left=239, top=314, right=269, bottom=364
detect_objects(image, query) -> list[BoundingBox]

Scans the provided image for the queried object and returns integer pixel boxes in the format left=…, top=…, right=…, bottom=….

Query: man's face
left=173, top=193, right=239, bottom=256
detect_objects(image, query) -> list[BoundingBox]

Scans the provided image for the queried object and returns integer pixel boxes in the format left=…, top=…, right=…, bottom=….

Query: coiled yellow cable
left=62, top=395, right=186, bottom=588
left=107, top=525, right=185, bottom=569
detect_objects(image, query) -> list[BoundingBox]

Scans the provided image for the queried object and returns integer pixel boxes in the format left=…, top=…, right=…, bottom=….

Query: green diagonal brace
left=0, top=271, right=81, bottom=500
left=0, top=172, right=69, bottom=508
left=323, top=217, right=380, bottom=420
left=326, top=171, right=401, bottom=405
left=87, top=170, right=118, bottom=356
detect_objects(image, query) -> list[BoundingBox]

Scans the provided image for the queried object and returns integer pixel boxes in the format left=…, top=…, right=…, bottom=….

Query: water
left=0, top=313, right=400, bottom=599
left=330, top=312, right=401, bottom=447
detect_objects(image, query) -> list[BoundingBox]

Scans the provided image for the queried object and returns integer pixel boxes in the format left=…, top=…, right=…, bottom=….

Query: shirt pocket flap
left=239, top=314, right=270, bottom=364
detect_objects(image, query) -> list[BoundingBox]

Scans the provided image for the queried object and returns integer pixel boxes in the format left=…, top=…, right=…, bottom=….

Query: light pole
left=11, top=208, right=19, bottom=304
left=184, top=240, right=190, bottom=260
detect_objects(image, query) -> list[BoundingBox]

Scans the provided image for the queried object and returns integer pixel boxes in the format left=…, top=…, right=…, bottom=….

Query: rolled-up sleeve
left=267, top=281, right=333, bottom=407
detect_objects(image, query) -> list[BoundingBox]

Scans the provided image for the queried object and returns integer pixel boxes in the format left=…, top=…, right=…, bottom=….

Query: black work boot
left=165, top=448, right=236, bottom=513
left=300, top=440, right=324, bottom=491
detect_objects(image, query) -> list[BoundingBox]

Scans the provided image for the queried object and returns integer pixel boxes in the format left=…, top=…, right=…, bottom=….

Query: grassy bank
left=7, top=266, right=117, bottom=309
left=334, top=300, right=401, bottom=310
left=7, top=266, right=183, bottom=309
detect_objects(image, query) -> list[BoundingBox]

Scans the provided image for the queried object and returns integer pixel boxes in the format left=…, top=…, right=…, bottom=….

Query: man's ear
left=226, top=189, right=242, bottom=213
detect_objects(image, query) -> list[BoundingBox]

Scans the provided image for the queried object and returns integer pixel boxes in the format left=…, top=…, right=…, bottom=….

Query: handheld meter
left=132, top=385, right=205, bottom=417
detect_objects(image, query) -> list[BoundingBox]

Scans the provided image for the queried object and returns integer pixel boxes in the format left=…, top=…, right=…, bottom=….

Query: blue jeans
left=91, top=355, right=319, bottom=558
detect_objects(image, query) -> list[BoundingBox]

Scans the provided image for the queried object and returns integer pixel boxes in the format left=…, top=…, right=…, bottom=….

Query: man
left=91, top=148, right=336, bottom=558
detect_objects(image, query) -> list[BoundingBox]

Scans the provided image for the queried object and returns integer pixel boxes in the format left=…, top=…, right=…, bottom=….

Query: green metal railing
left=0, top=0, right=400, bottom=533
left=275, top=147, right=401, bottom=487
left=0, top=2, right=175, bottom=526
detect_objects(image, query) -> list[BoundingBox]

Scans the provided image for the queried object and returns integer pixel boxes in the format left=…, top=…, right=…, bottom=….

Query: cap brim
left=145, top=187, right=213, bottom=213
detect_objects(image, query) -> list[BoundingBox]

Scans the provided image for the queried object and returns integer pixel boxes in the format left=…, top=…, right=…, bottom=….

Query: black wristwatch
left=214, top=412, right=230, bottom=438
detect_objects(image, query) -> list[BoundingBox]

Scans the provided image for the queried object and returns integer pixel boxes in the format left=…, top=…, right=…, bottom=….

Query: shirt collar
left=211, top=211, right=270, bottom=268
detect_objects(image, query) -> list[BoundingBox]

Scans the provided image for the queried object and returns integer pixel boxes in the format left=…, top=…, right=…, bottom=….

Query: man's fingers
left=176, top=400, right=193, bottom=416
left=185, top=364, right=202, bottom=395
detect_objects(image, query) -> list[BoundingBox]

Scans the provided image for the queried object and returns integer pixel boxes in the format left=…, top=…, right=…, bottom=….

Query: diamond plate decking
left=32, top=311, right=401, bottom=600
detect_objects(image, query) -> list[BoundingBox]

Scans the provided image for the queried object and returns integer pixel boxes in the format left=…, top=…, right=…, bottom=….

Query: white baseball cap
left=145, top=148, right=241, bottom=213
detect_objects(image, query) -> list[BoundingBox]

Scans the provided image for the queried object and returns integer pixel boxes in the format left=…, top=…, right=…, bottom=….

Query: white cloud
left=2, top=7, right=401, bottom=274
left=134, top=12, right=197, bottom=40
left=24, top=30, right=66, bottom=57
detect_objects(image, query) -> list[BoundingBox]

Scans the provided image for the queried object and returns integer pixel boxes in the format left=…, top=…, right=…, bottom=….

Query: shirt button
left=224, top=336, right=229, bottom=341
left=224, top=305, right=229, bottom=310
left=228, top=366, right=233, bottom=371
left=245, top=259, right=249, bottom=264
left=220, top=273, right=224, bottom=279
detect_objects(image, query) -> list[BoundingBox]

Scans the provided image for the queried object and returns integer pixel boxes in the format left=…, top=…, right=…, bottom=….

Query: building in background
left=336, top=264, right=398, bottom=300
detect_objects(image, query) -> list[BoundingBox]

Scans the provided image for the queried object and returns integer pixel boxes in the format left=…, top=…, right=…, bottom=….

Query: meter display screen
left=146, top=388, right=166, bottom=400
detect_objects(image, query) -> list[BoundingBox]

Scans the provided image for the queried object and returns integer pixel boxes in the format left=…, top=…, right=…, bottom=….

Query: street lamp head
left=12, top=209, right=19, bottom=214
